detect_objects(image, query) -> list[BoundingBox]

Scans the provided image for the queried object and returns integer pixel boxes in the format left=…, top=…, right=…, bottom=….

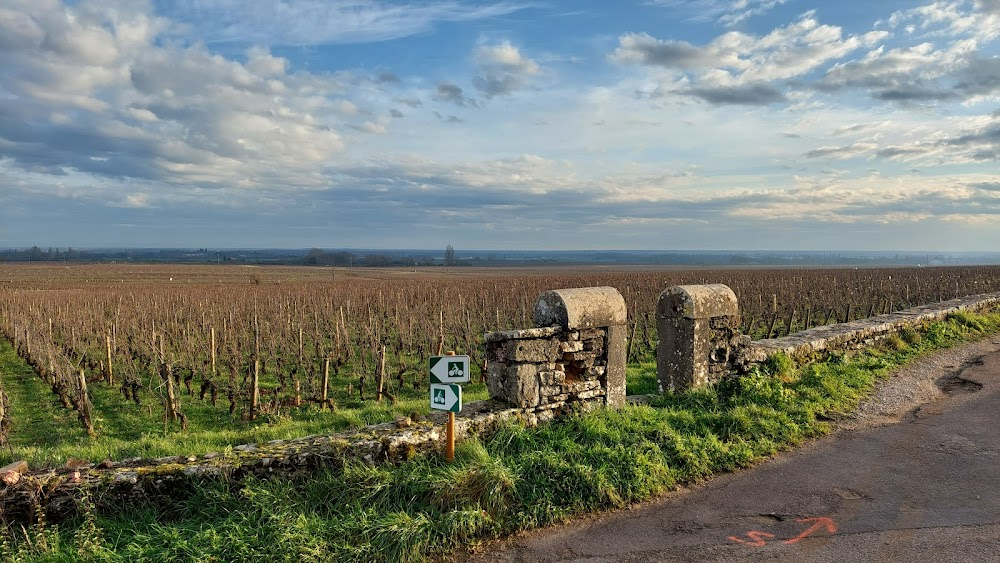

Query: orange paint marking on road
left=782, top=517, right=838, bottom=544
left=727, top=531, right=775, bottom=547
left=729, top=516, right=838, bottom=548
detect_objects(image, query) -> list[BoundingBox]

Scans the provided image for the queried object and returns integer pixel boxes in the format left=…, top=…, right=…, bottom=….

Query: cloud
left=682, top=83, right=786, bottom=105
left=977, top=0, right=1000, bottom=14
left=885, top=0, right=1000, bottom=41
left=799, top=116, right=1000, bottom=164
left=646, top=0, right=792, bottom=27
left=472, top=41, right=540, bottom=98
left=0, top=0, right=351, bottom=196
left=433, top=82, right=478, bottom=107
left=159, top=0, right=532, bottom=46
left=804, top=143, right=879, bottom=159
left=817, top=37, right=1000, bottom=104
left=611, top=12, right=884, bottom=105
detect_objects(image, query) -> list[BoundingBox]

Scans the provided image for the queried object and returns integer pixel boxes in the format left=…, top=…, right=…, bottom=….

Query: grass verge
left=4, top=309, right=1000, bottom=562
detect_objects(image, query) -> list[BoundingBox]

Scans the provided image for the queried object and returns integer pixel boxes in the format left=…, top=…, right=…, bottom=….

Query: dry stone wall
left=736, top=292, right=1000, bottom=368
left=484, top=286, right=628, bottom=419
left=657, top=284, right=749, bottom=391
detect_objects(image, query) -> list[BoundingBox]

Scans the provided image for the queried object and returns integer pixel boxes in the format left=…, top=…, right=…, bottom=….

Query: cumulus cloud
left=472, top=41, right=540, bottom=97
left=0, top=0, right=349, bottom=195
left=818, top=34, right=1000, bottom=103
left=611, top=12, right=885, bottom=105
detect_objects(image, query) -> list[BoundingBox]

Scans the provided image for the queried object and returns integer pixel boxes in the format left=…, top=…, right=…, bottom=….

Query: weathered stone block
left=563, top=351, right=597, bottom=362
left=604, top=324, right=627, bottom=407
left=539, top=370, right=566, bottom=385
left=657, top=284, right=740, bottom=392
left=560, top=340, right=584, bottom=353
left=484, top=326, right=562, bottom=343
left=533, top=287, right=627, bottom=330
left=487, top=363, right=540, bottom=408
left=576, top=389, right=606, bottom=400
left=489, top=338, right=560, bottom=364
left=583, top=337, right=604, bottom=352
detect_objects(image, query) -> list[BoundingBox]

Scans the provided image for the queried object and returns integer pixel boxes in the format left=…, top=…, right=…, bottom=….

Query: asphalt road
left=463, top=337, right=1000, bottom=563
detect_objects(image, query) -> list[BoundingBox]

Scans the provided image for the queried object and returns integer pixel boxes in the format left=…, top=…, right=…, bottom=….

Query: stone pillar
left=657, top=284, right=741, bottom=392
left=534, top=286, right=627, bottom=407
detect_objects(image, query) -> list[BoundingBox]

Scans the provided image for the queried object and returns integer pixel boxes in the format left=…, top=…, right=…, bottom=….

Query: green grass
left=3, top=309, right=1000, bottom=562
left=0, top=338, right=489, bottom=467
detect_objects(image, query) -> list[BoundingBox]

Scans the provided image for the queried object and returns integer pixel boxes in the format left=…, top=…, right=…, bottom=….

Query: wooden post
left=78, top=369, right=95, bottom=437
left=375, top=344, right=386, bottom=402
left=251, top=359, right=260, bottom=419
left=160, top=363, right=178, bottom=422
left=210, top=327, right=217, bottom=378
left=445, top=350, right=456, bottom=463
left=105, top=334, right=114, bottom=386
left=437, top=310, right=444, bottom=356
left=322, top=357, right=330, bottom=408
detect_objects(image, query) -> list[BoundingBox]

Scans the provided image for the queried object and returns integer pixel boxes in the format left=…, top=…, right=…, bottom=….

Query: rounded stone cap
left=658, top=284, right=738, bottom=320
left=533, top=286, right=627, bottom=329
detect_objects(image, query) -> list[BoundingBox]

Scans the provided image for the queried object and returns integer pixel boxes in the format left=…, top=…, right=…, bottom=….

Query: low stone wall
left=0, top=399, right=535, bottom=523
left=484, top=286, right=628, bottom=416
left=737, top=292, right=1000, bottom=368
left=485, top=326, right=608, bottom=423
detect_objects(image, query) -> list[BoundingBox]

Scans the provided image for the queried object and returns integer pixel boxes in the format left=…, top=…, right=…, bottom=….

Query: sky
left=1, top=0, right=999, bottom=251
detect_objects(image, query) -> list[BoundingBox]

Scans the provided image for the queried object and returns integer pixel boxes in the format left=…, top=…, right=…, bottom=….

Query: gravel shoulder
left=834, top=334, right=1000, bottom=431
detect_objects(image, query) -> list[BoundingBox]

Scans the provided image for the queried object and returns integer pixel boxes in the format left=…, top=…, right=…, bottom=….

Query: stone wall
left=657, top=286, right=1000, bottom=391
left=736, top=292, right=1000, bottom=368
left=484, top=286, right=628, bottom=420
left=657, top=284, right=749, bottom=391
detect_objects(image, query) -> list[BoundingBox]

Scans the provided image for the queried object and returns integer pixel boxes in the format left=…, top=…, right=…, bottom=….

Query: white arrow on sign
left=429, top=355, right=470, bottom=384
left=430, top=383, right=461, bottom=412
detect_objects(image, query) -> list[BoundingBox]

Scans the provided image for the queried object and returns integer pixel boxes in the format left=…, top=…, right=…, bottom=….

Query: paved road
left=465, top=338, right=1000, bottom=562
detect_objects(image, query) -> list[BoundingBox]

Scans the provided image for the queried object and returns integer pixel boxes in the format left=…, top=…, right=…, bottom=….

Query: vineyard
left=1, top=262, right=999, bottom=466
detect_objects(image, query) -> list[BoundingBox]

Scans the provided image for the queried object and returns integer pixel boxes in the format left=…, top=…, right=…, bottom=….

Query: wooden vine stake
left=251, top=359, right=260, bottom=420
left=78, top=369, right=95, bottom=438
left=322, top=357, right=330, bottom=409
left=375, top=344, right=386, bottom=402
left=105, top=334, right=114, bottom=386
left=210, top=327, right=217, bottom=378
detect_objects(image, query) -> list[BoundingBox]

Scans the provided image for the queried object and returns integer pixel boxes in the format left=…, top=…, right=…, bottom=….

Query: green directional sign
left=430, top=383, right=462, bottom=413
left=429, top=355, right=470, bottom=384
